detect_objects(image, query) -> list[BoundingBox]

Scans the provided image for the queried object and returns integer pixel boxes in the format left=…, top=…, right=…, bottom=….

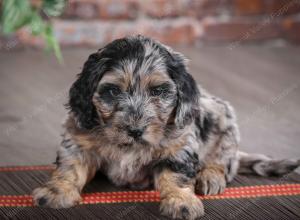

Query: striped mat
left=0, top=165, right=299, bottom=219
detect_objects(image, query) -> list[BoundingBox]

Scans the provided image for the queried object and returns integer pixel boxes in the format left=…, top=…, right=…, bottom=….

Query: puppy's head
left=68, top=36, right=199, bottom=147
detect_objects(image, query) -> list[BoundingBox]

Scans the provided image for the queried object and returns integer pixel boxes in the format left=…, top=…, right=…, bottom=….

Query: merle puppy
left=33, top=36, right=300, bottom=219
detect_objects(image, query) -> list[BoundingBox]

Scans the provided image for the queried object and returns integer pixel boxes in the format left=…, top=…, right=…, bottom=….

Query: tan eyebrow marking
left=98, top=71, right=133, bottom=91
left=140, top=72, right=172, bottom=89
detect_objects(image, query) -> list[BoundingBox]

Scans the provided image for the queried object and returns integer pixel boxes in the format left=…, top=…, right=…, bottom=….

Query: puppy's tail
left=237, top=151, right=300, bottom=177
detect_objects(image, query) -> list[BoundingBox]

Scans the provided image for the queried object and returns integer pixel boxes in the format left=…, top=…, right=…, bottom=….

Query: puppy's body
left=33, top=36, right=300, bottom=219
left=61, top=86, right=237, bottom=188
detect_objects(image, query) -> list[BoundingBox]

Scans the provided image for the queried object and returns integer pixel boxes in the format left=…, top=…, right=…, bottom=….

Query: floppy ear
left=167, top=52, right=200, bottom=128
left=67, top=50, right=107, bottom=130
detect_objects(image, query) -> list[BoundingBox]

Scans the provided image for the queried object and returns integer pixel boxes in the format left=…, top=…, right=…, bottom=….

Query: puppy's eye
left=98, top=83, right=121, bottom=98
left=108, top=87, right=121, bottom=97
left=149, top=83, right=171, bottom=97
left=150, top=88, right=163, bottom=96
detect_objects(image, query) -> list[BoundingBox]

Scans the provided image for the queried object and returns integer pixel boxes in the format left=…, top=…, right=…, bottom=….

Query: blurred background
left=0, top=0, right=299, bottom=169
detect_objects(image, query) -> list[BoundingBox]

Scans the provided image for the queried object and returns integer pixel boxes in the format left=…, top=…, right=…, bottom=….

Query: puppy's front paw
left=195, top=166, right=226, bottom=196
left=33, top=185, right=81, bottom=208
left=160, top=193, right=204, bottom=220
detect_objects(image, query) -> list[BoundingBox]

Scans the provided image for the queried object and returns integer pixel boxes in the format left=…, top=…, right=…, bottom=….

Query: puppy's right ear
left=67, top=50, right=107, bottom=130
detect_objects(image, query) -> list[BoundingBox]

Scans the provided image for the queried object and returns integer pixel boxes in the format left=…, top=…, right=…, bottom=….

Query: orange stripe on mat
left=0, top=165, right=55, bottom=172
left=0, top=184, right=300, bottom=207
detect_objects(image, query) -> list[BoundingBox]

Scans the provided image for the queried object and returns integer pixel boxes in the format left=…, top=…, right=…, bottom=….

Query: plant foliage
left=1, top=0, right=67, bottom=62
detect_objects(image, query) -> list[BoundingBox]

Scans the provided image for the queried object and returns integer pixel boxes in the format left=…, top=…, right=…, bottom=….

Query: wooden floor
left=0, top=45, right=299, bottom=172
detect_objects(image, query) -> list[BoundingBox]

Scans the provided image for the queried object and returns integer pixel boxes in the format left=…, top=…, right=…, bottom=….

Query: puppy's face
left=93, top=67, right=177, bottom=147
left=68, top=36, right=200, bottom=148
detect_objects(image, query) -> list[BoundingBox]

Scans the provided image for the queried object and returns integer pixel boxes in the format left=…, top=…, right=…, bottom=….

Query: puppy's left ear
left=167, top=51, right=200, bottom=128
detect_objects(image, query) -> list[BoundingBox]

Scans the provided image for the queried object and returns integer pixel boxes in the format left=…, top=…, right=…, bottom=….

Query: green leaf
left=43, top=24, right=63, bottom=63
left=1, top=0, right=32, bottom=33
left=42, top=0, right=67, bottom=17
left=30, top=11, right=45, bottom=35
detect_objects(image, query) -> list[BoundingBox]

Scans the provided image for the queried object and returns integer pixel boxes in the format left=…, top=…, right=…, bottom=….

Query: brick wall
left=7, top=0, right=300, bottom=48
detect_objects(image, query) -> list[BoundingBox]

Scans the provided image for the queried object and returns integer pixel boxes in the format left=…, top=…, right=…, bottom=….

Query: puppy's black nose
left=127, top=128, right=144, bottom=139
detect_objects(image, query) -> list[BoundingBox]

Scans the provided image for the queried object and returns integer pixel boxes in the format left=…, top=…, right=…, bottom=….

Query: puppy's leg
left=196, top=126, right=238, bottom=196
left=155, top=169, right=204, bottom=220
left=195, top=163, right=226, bottom=196
left=33, top=145, right=98, bottom=208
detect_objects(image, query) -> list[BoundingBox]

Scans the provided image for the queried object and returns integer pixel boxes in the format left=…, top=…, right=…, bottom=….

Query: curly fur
left=33, top=36, right=300, bottom=220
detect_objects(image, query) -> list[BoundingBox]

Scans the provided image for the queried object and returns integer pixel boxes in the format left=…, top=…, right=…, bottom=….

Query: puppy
left=33, top=36, right=300, bottom=219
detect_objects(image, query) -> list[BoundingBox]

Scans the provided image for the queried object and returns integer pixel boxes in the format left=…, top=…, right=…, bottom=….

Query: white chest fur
left=103, top=147, right=155, bottom=188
